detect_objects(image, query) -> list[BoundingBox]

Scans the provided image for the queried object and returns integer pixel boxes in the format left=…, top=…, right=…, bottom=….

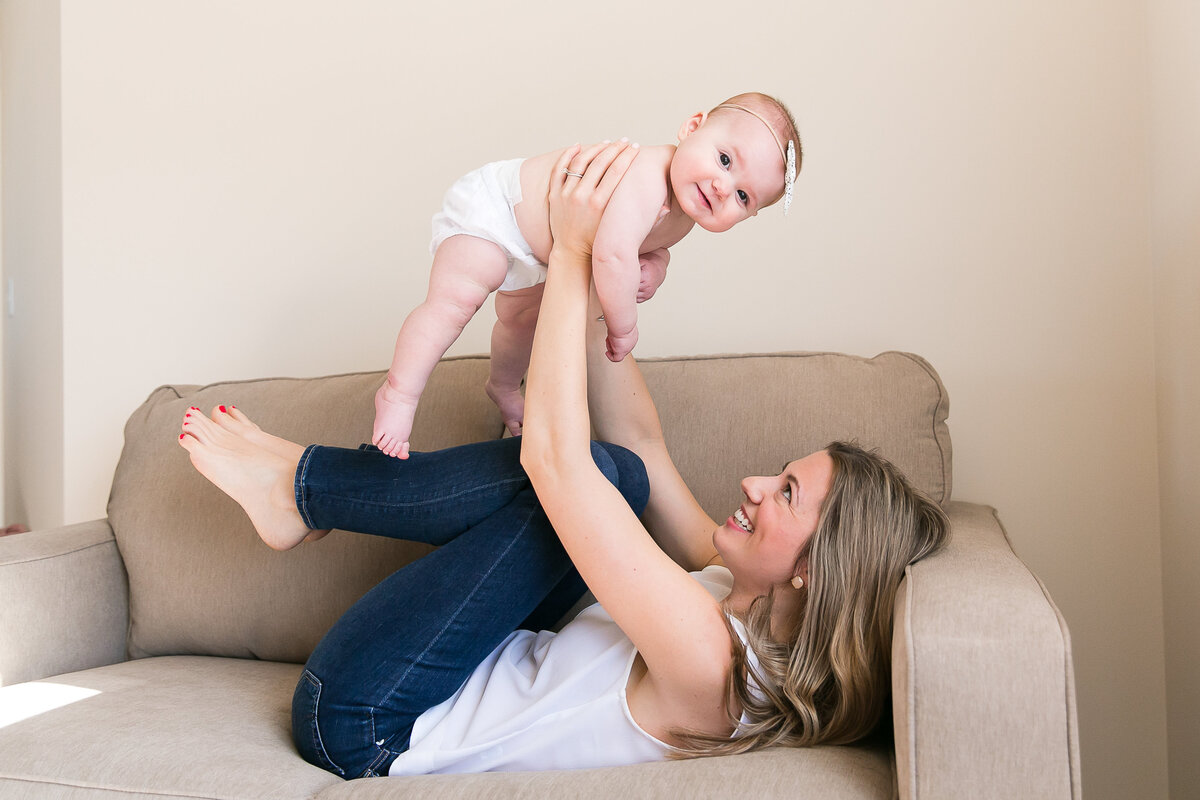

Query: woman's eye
left=782, top=485, right=792, bottom=502
left=737, top=190, right=749, bottom=204
left=719, top=153, right=731, bottom=167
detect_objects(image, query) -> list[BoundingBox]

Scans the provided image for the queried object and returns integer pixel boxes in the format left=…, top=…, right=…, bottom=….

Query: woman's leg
left=181, top=405, right=646, bottom=626
left=180, top=407, right=647, bottom=778
left=292, top=440, right=648, bottom=779
left=295, top=436, right=533, bottom=545
left=180, top=410, right=541, bottom=551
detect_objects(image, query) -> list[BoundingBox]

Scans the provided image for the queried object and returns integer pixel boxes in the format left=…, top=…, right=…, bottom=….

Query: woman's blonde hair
left=676, top=441, right=950, bottom=756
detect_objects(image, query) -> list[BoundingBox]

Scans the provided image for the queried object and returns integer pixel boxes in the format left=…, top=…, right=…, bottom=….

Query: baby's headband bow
left=714, top=103, right=798, bottom=216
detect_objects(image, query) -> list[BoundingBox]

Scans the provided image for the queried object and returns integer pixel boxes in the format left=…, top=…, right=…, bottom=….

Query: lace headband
left=714, top=103, right=798, bottom=215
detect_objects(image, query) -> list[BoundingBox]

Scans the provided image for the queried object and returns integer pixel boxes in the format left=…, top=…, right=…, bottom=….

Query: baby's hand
left=636, top=248, right=670, bottom=303
left=373, top=380, right=418, bottom=459
left=605, top=327, right=639, bottom=363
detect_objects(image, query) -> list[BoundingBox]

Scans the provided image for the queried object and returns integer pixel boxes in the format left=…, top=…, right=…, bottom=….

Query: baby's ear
left=676, top=111, right=708, bottom=142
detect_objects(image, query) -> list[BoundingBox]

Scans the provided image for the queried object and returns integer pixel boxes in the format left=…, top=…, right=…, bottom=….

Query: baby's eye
left=737, top=190, right=749, bottom=205
left=719, top=153, right=731, bottom=167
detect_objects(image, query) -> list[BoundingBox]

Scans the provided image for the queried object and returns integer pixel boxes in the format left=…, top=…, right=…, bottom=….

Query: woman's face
left=715, top=450, right=835, bottom=597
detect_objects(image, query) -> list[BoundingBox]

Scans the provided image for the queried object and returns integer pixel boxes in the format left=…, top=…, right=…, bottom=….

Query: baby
left=373, top=91, right=801, bottom=458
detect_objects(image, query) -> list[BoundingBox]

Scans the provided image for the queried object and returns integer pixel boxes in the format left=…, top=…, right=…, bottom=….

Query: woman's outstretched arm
left=520, top=142, right=734, bottom=739
left=582, top=302, right=721, bottom=572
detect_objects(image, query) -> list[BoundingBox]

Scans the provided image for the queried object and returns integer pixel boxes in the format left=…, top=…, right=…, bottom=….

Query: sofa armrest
left=0, top=519, right=130, bottom=686
left=892, top=501, right=1081, bottom=799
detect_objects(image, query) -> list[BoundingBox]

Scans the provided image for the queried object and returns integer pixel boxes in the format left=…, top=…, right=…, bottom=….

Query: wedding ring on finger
left=563, top=168, right=585, bottom=178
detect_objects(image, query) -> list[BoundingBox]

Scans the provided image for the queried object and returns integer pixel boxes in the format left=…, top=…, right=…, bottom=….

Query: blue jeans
left=288, top=436, right=649, bottom=778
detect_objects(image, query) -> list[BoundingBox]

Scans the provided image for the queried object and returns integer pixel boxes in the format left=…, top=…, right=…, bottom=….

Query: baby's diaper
left=430, top=159, right=547, bottom=292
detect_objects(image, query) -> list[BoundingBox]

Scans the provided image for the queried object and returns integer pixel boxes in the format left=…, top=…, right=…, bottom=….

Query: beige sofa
left=0, top=352, right=1081, bottom=799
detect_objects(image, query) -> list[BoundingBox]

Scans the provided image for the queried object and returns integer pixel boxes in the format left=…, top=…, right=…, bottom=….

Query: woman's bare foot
left=197, top=405, right=298, bottom=458
left=178, top=407, right=323, bottom=550
left=200, top=406, right=331, bottom=542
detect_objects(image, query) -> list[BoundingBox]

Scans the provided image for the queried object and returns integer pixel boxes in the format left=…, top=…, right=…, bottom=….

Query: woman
left=178, top=141, right=949, bottom=778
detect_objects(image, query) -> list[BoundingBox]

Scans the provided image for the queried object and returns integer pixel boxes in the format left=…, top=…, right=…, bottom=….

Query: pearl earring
left=791, top=576, right=804, bottom=590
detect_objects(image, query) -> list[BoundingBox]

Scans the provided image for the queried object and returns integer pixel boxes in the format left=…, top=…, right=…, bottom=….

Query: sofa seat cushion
left=0, top=658, right=894, bottom=800
left=314, top=745, right=895, bottom=799
left=0, top=656, right=337, bottom=800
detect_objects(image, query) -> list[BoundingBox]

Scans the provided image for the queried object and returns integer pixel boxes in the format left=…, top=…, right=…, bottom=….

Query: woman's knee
left=589, top=442, right=650, bottom=516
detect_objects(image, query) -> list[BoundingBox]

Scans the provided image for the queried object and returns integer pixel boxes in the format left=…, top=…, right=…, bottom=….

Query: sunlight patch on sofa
left=0, top=682, right=101, bottom=729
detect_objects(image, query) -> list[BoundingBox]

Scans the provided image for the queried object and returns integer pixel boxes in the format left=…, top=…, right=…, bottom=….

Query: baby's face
left=669, top=112, right=787, bottom=233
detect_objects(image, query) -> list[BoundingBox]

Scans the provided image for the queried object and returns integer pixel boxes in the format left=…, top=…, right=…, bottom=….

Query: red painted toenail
left=219, top=406, right=227, bottom=413
left=179, top=434, right=185, bottom=439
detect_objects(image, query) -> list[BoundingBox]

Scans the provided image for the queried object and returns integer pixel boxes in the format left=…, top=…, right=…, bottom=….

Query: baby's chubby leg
left=486, top=284, right=544, bottom=437
left=375, top=235, right=508, bottom=458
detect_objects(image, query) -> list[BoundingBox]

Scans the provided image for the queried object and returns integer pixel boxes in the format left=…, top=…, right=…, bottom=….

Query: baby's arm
left=374, top=236, right=509, bottom=458
left=591, top=168, right=669, bottom=362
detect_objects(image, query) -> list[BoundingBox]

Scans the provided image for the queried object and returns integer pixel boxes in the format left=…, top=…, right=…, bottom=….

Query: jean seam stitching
left=364, top=710, right=391, bottom=777
left=296, top=445, right=318, bottom=529
left=300, top=670, right=345, bottom=777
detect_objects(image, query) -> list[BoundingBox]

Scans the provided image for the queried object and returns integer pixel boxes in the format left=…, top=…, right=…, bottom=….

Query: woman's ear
left=677, top=111, right=708, bottom=142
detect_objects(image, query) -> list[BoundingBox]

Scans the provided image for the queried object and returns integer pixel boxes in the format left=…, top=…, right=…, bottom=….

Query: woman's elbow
left=519, top=432, right=548, bottom=475
left=521, top=434, right=596, bottom=492
left=519, top=431, right=564, bottom=482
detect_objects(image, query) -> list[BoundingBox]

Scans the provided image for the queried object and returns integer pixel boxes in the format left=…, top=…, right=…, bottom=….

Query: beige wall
left=2, top=0, right=1185, bottom=796
left=1, top=0, right=64, bottom=530
left=1149, top=0, right=1200, bottom=795
left=0, top=19, right=4, bottom=525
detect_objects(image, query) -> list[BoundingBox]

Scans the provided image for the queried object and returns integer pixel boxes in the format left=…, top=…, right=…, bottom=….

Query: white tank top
left=388, top=565, right=761, bottom=776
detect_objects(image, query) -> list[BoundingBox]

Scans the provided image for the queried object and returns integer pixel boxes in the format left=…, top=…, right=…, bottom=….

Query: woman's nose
left=740, top=475, right=764, bottom=501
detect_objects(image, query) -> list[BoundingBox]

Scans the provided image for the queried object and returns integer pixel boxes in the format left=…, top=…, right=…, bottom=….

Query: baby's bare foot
left=373, top=380, right=417, bottom=459
left=179, top=408, right=318, bottom=550
left=485, top=380, right=525, bottom=438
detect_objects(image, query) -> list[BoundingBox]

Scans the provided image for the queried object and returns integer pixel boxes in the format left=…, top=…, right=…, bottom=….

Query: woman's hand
left=548, top=140, right=640, bottom=260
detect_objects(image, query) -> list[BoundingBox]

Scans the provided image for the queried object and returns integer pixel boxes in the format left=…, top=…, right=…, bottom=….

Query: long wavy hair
left=675, top=441, right=950, bottom=756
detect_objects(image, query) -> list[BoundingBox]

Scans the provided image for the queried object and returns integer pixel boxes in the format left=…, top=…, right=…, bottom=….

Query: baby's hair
left=710, top=92, right=803, bottom=177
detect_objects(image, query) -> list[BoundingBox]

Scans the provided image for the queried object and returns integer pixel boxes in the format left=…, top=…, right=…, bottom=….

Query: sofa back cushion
left=108, top=351, right=950, bottom=663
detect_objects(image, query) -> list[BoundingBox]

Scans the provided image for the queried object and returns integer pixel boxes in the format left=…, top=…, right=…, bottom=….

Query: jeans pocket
left=292, top=670, right=346, bottom=777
